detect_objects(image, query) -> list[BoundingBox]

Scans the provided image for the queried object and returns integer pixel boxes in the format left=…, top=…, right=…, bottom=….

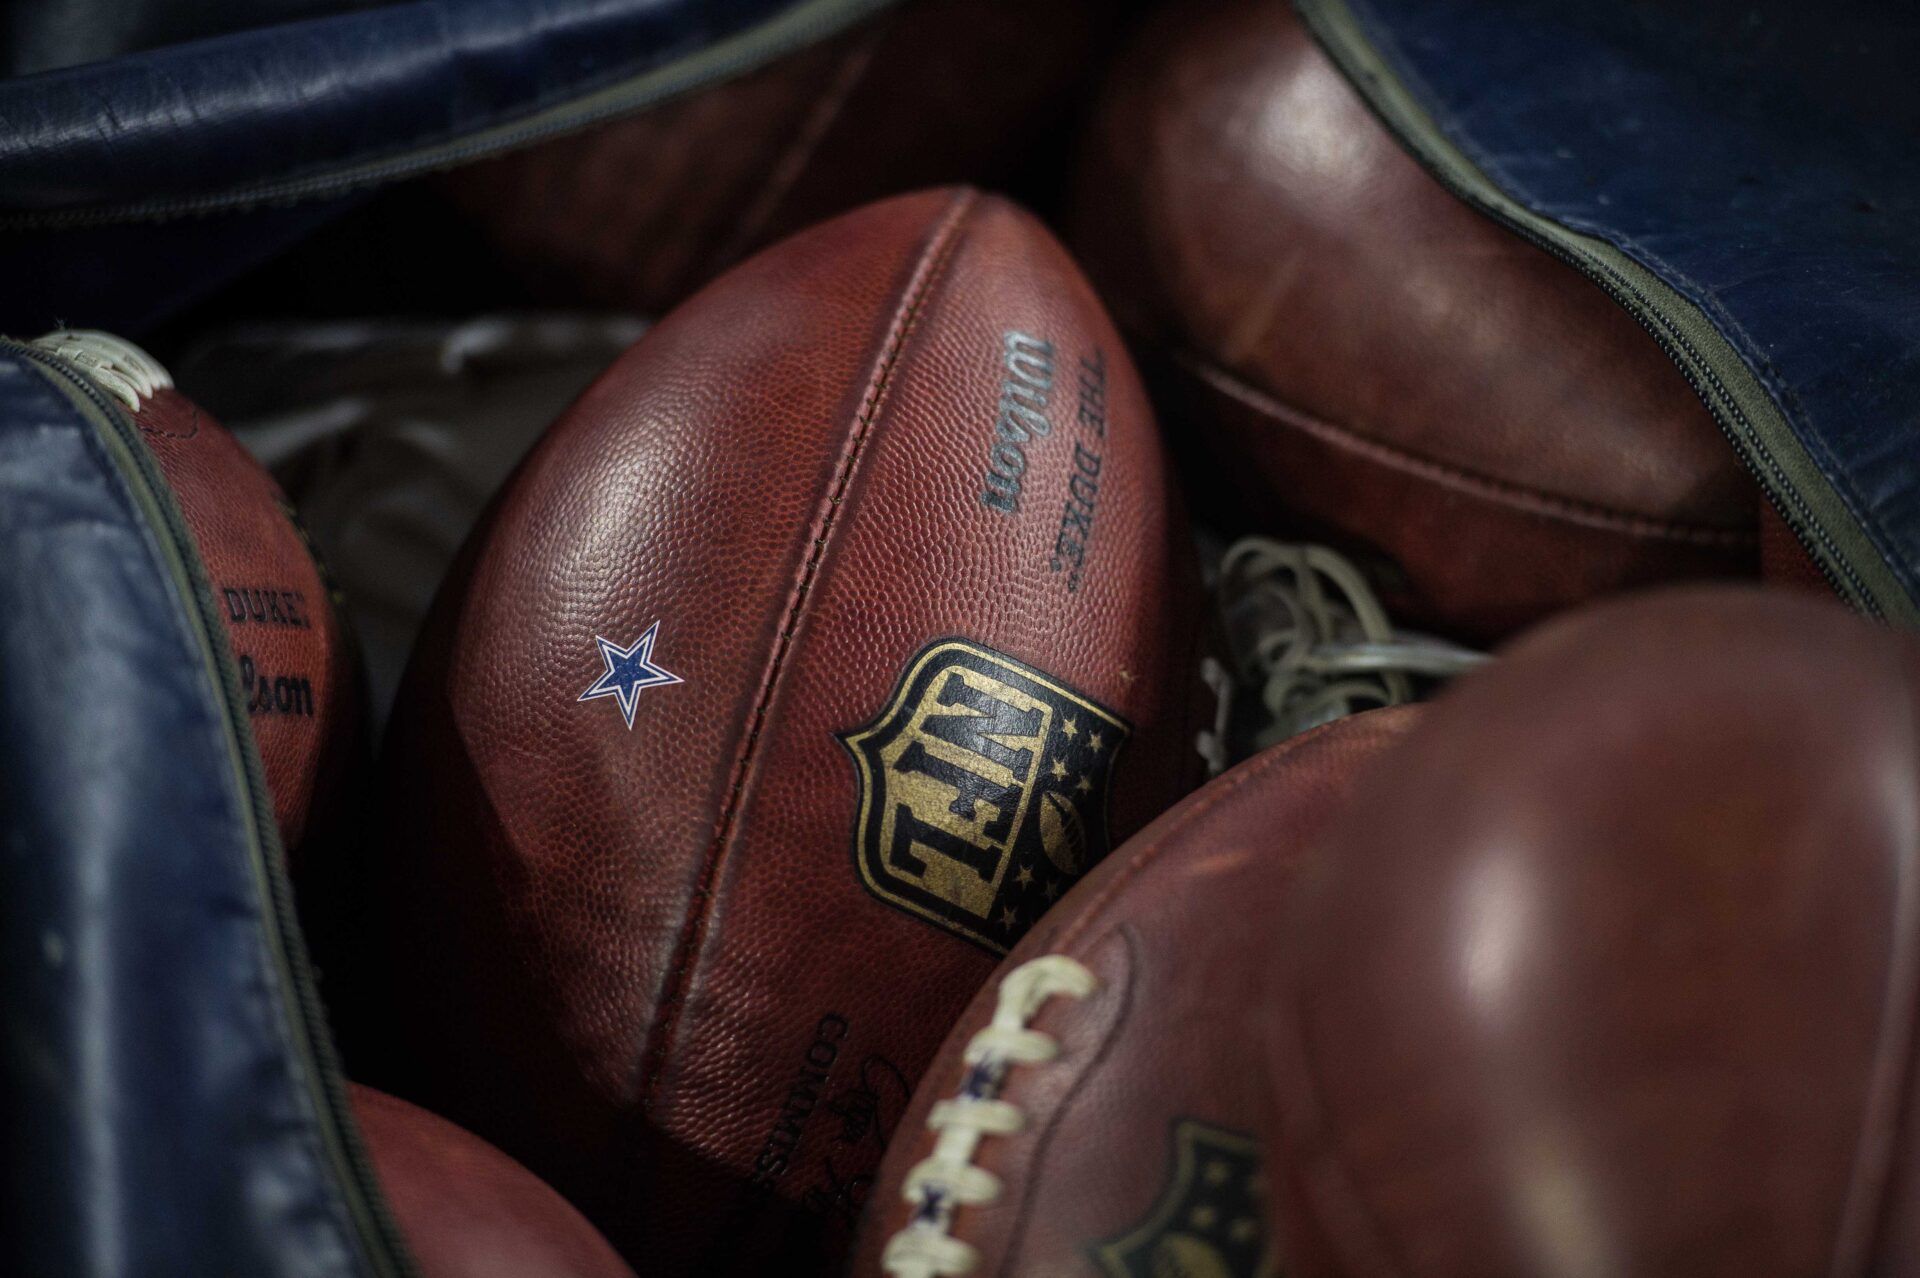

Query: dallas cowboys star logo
left=578, top=621, right=683, bottom=729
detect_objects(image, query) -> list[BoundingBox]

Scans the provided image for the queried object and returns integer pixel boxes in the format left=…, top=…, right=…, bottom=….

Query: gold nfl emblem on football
left=842, top=638, right=1129, bottom=952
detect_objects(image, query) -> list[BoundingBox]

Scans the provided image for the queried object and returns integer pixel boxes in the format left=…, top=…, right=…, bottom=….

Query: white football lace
left=882, top=954, right=1099, bottom=1278
left=28, top=329, right=174, bottom=412
left=1220, top=537, right=1488, bottom=749
left=1194, top=655, right=1233, bottom=778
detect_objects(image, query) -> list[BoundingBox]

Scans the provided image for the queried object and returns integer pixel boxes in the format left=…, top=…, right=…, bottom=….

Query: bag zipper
left=4, top=337, right=417, bottom=1278
left=2, top=0, right=898, bottom=230
left=1295, top=0, right=1918, bottom=625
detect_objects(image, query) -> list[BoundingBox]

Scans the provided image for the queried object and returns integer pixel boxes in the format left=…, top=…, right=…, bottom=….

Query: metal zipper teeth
left=4, top=339, right=417, bottom=1278
left=0, top=0, right=900, bottom=231
left=1296, top=0, right=1919, bottom=626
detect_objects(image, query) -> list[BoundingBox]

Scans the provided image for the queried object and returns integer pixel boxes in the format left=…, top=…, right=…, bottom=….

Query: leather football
left=850, top=706, right=1418, bottom=1278
left=1069, top=1, right=1760, bottom=642
left=1267, top=588, right=1920, bottom=1275
left=356, top=188, right=1211, bottom=1275
left=33, top=330, right=358, bottom=862
left=440, top=0, right=1103, bottom=316
left=352, top=1085, right=633, bottom=1278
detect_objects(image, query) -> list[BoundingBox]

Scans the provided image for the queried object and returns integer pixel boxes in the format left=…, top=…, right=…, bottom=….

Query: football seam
left=1177, top=351, right=1759, bottom=548
left=888, top=717, right=1371, bottom=1251
left=134, top=392, right=204, bottom=441
left=636, top=187, right=980, bottom=1111
left=888, top=691, right=1369, bottom=1270
left=1044, top=714, right=1344, bottom=960
left=995, top=926, right=1143, bottom=1275
left=708, top=21, right=886, bottom=274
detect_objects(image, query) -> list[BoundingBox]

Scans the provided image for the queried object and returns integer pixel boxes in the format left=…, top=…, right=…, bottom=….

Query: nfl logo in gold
left=841, top=638, right=1129, bottom=952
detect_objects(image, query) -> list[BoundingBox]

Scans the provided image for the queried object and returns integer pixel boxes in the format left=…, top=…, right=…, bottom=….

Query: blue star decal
left=578, top=621, right=683, bottom=729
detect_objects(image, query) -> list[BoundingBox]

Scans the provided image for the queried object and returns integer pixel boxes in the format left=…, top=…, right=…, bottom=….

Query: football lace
left=29, top=329, right=174, bottom=413
left=1194, top=655, right=1234, bottom=778
left=882, top=954, right=1099, bottom=1278
left=1219, top=536, right=1488, bottom=749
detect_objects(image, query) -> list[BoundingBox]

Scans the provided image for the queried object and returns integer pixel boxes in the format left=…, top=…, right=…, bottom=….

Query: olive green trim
left=2, top=0, right=902, bottom=229
left=1295, top=0, right=1918, bottom=624
left=11, top=344, right=418, bottom=1278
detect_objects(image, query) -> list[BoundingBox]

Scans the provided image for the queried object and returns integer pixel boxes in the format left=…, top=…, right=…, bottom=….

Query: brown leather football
left=352, top=1085, right=634, bottom=1278
left=1266, top=588, right=1920, bottom=1276
left=355, top=188, right=1211, bottom=1275
left=441, top=0, right=1104, bottom=316
left=849, top=706, right=1419, bottom=1278
left=1069, top=1, right=1761, bottom=642
left=31, top=330, right=358, bottom=862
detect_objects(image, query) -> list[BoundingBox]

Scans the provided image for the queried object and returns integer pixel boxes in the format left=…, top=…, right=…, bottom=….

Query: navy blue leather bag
left=0, top=341, right=410, bottom=1275
left=1298, top=0, right=1920, bottom=625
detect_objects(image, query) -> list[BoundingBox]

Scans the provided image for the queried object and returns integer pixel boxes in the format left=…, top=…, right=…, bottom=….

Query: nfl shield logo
left=840, top=638, right=1128, bottom=953
left=1091, top=1121, right=1272, bottom=1278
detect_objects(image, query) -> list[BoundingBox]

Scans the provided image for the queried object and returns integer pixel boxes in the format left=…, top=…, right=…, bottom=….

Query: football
left=28, top=330, right=358, bottom=862
left=352, top=1085, right=634, bottom=1278
left=1069, top=2, right=1760, bottom=641
left=352, top=188, right=1211, bottom=1274
left=12, top=2, right=1920, bottom=1274
left=439, top=0, right=1102, bottom=316
left=1266, top=589, right=1920, bottom=1275
left=850, top=706, right=1418, bottom=1278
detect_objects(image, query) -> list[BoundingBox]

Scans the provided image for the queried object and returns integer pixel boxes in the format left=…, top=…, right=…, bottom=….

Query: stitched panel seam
left=638, top=188, right=979, bottom=1107
left=1048, top=714, right=1358, bottom=959
left=1299, top=0, right=1883, bottom=609
left=709, top=21, right=886, bottom=273
left=1548, top=236, right=1880, bottom=605
left=995, top=928, right=1141, bottom=1276
left=1182, top=352, right=1758, bottom=548
left=134, top=395, right=202, bottom=441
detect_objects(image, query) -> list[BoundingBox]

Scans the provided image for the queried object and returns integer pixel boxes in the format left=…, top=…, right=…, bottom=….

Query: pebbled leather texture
left=350, top=188, right=1211, bottom=1276
left=1069, top=0, right=1758, bottom=642
left=133, top=385, right=359, bottom=862
left=1268, top=588, right=1920, bottom=1276
left=352, top=1086, right=633, bottom=1278
left=0, top=348, right=395, bottom=1274
left=439, top=0, right=1103, bottom=316
left=171, top=314, right=648, bottom=730
left=849, top=705, right=1420, bottom=1278
left=1327, top=0, right=1920, bottom=618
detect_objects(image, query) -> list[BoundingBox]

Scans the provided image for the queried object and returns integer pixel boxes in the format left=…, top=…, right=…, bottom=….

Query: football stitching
left=996, top=927, right=1141, bottom=1272
left=134, top=395, right=203, bottom=441
left=1047, top=710, right=1352, bottom=959
left=882, top=953, right=1100, bottom=1278
left=636, top=188, right=980, bottom=1111
left=889, top=717, right=1413, bottom=1274
left=1180, top=351, right=1759, bottom=548
left=709, top=22, right=886, bottom=273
